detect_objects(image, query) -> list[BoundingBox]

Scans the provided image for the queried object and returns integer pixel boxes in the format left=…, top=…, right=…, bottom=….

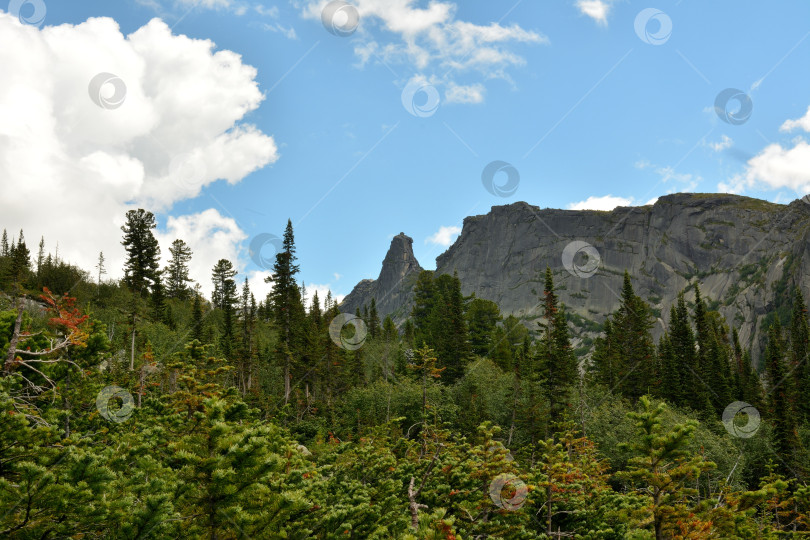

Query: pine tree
left=265, top=219, right=305, bottom=404
left=0, top=229, right=8, bottom=256
left=166, top=239, right=193, bottom=300
left=120, top=209, right=161, bottom=297
left=211, top=259, right=237, bottom=310
left=537, top=267, right=577, bottom=434
left=119, top=210, right=156, bottom=368
left=616, top=396, right=715, bottom=540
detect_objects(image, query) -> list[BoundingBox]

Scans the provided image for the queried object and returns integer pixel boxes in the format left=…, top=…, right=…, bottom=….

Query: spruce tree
left=1, top=229, right=8, bottom=256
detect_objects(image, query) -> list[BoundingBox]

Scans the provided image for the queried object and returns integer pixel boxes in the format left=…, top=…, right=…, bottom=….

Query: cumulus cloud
left=155, top=209, right=247, bottom=294
left=0, top=14, right=277, bottom=288
left=303, top=283, right=345, bottom=310
left=426, top=225, right=461, bottom=247
left=567, top=195, right=633, bottom=211
left=780, top=106, right=810, bottom=133
left=575, top=0, right=613, bottom=26
left=300, top=0, right=546, bottom=102
left=718, top=106, right=810, bottom=196
left=719, top=141, right=810, bottom=195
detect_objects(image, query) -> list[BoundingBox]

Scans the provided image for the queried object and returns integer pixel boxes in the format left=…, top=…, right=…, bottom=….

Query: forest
left=1, top=208, right=809, bottom=539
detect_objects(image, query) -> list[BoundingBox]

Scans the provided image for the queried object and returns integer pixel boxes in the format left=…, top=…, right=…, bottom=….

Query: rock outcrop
left=340, top=232, right=423, bottom=320
left=341, top=193, right=810, bottom=364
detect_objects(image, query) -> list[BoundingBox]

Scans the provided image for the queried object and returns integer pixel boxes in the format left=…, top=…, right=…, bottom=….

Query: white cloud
left=255, top=5, right=280, bottom=17
left=567, top=195, right=633, bottom=211
left=0, top=14, right=277, bottom=287
left=719, top=140, right=810, bottom=195
left=426, top=225, right=461, bottom=247
left=445, top=83, right=484, bottom=104
left=177, top=0, right=234, bottom=9
left=709, top=134, right=733, bottom=152
left=333, top=272, right=342, bottom=281
left=156, top=209, right=247, bottom=295
left=634, top=159, right=651, bottom=169
left=576, top=0, right=612, bottom=26
left=262, top=22, right=298, bottom=39
left=780, top=106, right=810, bottom=133
left=303, top=283, right=345, bottom=310
left=300, top=0, right=546, bottom=102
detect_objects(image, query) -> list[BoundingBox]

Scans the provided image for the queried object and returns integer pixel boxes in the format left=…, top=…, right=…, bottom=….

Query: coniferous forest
left=1, top=210, right=810, bottom=539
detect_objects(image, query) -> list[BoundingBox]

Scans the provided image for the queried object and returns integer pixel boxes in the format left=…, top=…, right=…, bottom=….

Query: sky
left=2, top=0, right=810, bottom=306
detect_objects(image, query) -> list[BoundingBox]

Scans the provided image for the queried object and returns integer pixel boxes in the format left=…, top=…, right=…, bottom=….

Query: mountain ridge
left=341, top=193, right=810, bottom=363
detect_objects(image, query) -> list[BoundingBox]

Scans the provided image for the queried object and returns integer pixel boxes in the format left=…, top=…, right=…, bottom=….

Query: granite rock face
left=340, top=233, right=423, bottom=320
left=341, top=194, right=810, bottom=364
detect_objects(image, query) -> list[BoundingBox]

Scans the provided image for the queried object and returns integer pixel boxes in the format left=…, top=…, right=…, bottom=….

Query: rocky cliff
left=339, top=232, right=423, bottom=320
left=341, top=193, right=810, bottom=363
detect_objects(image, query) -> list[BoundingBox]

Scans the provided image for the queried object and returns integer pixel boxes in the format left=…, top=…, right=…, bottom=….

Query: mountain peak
left=339, top=233, right=423, bottom=319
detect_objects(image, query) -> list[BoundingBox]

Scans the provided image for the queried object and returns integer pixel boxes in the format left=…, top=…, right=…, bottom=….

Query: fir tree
left=537, top=267, right=577, bottom=433
left=411, top=270, right=437, bottom=345
left=0, top=229, right=8, bottom=256
left=763, top=319, right=803, bottom=478
left=211, top=259, right=238, bottom=358
left=368, top=297, right=381, bottom=339
left=789, top=288, right=810, bottom=422
left=265, top=219, right=305, bottom=404
left=191, top=290, right=205, bottom=344
left=465, top=297, right=501, bottom=357
left=166, top=239, right=193, bottom=300
left=592, top=272, right=656, bottom=400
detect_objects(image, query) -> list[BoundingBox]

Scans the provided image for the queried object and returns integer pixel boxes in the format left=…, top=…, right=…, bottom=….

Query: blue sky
left=2, top=0, right=810, bottom=304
